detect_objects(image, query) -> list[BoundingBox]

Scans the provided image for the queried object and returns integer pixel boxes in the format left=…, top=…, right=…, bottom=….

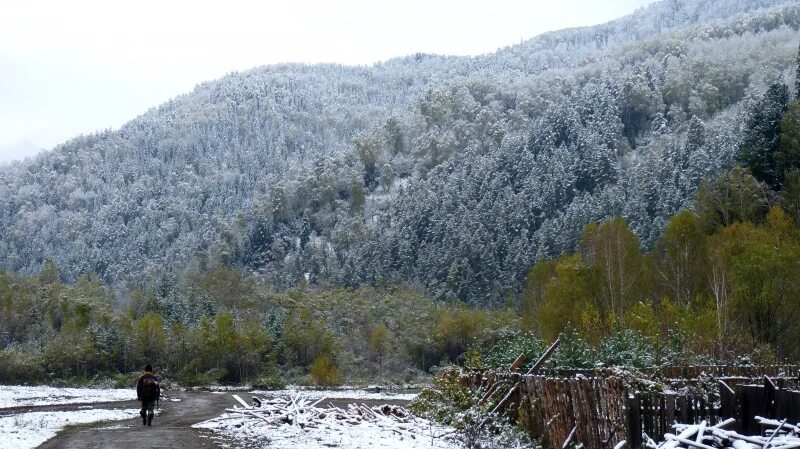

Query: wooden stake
left=510, top=353, right=527, bottom=372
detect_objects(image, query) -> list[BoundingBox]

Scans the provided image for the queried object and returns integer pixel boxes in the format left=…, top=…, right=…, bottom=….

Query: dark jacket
left=136, top=371, right=161, bottom=401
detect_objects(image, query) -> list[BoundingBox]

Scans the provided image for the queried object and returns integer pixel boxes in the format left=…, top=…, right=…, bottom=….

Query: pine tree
left=777, top=101, right=800, bottom=183
left=795, top=43, right=800, bottom=101
left=737, top=83, right=789, bottom=188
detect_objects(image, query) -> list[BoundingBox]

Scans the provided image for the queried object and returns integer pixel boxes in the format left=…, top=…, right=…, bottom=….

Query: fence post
left=677, top=395, right=689, bottom=424
left=776, top=377, right=785, bottom=420
left=764, top=376, right=777, bottom=419
left=659, top=394, right=667, bottom=440
left=626, top=395, right=642, bottom=449
left=719, top=380, right=737, bottom=430
left=664, top=393, right=675, bottom=430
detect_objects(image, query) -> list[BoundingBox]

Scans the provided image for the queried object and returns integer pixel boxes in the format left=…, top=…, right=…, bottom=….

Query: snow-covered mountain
left=1, top=0, right=798, bottom=304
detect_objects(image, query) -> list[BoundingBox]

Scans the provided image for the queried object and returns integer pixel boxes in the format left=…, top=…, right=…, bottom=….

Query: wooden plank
left=642, top=393, right=651, bottom=441
left=510, top=353, right=527, bottom=372
left=627, top=395, right=642, bottom=449
left=665, top=393, right=675, bottom=432
left=719, top=380, right=736, bottom=423
left=765, top=376, right=777, bottom=419
left=526, top=338, right=561, bottom=375
left=678, top=395, right=689, bottom=425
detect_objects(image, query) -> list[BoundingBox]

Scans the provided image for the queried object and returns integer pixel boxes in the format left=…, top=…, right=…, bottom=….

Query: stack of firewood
left=223, top=393, right=439, bottom=438
left=647, top=417, right=800, bottom=449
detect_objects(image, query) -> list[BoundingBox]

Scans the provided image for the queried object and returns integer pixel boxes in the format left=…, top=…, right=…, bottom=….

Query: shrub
left=252, top=365, right=286, bottom=390
left=309, top=356, right=343, bottom=387
left=552, top=325, right=596, bottom=369
left=0, top=346, right=44, bottom=384
left=480, top=331, right=544, bottom=371
left=598, top=329, right=654, bottom=368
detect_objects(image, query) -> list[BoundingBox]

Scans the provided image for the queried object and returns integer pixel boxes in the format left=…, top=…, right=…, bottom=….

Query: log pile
left=222, top=393, right=448, bottom=440
left=649, top=417, right=800, bottom=449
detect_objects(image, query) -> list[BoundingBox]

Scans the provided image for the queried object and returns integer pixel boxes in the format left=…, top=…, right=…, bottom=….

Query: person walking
left=136, top=364, right=160, bottom=426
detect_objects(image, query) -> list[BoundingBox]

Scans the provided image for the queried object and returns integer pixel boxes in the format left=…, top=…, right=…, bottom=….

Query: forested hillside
left=1, top=0, right=799, bottom=307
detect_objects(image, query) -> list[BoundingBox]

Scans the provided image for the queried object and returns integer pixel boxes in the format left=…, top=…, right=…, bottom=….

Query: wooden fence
left=458, top=367, right=800, bottom=449
left=519, top=376, right=627, bottom=449
left=728, top=378, right=800, bottom=434
left=626, top=392, right=719, bottom=448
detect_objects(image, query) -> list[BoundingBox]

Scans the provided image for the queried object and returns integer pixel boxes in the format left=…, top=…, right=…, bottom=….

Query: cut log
left=763, top=419, right=787, bottom=449
left=696, top=420, right=707, bottom=444
left=232, top=394, right=250, bottom=408
left=665, top=434, right=718, bottom=449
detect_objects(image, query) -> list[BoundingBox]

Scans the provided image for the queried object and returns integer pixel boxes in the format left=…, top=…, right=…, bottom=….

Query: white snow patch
left=0, top=408, right=138, bottom=449
left=194, top=411, right=458, bottom=449
left=0, top=386, right=134, bottom=409
left=97, top=424, right=132, bottom=430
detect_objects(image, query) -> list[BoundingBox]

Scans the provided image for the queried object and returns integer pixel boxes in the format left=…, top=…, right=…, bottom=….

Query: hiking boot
left=140, top=411, right=147, bottom=426
left=147, top=412, right=153, bottom=426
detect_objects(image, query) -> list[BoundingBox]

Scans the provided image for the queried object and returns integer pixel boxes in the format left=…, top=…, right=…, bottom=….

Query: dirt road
left=36, top=391, right=229, bottom=449
left=28, top=390, right=415, bottom=448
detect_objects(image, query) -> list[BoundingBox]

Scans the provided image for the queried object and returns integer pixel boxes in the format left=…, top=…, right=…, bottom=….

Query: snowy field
left=0, top=386, right=140, bottom=449
left=0, top=385, right=134, bottom=409
left=0, top=408, right=139, bottom=449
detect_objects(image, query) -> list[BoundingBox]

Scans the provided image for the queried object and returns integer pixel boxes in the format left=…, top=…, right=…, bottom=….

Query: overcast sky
left=0, top=0, right=658, bottom=163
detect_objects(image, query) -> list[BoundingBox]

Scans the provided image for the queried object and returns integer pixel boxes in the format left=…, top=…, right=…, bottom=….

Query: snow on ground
left=0, top=408, right=139, bottom=449
left=194, top=390, right=458, bottom=449
left=194, top=411, right=460, bottom=449
left=0, top=386, right=134, bottom=409
left=251, top=387, right=418, bottom=402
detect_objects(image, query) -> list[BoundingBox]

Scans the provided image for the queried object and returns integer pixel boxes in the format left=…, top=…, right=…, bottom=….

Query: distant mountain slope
left=0, top=0, right=798, bottom=305
left=0, top=62, right=451, bottom=279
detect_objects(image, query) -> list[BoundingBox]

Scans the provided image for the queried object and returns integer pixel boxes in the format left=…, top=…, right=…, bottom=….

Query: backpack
left=141, top=375, right=160, bottom=401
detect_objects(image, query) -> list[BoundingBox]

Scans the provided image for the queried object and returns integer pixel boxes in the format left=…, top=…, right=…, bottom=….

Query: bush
left=480, top=331, right=544, bottom=371
left=598, top=329, right=654, bottom=368
left=112, top=372, right=141, bottom=389
left=311, top=355, right=343, bottom=387
left=177, top=363, right=228, bottom=387
left=309, top=356, right=343, bottom=387
left=252, top=367, right=286, bottom=390
left=410, top=368, right=477, bottom=424
left=0, top=346, right=44, bottom=384
left=552, top=325, right=596, bottom=369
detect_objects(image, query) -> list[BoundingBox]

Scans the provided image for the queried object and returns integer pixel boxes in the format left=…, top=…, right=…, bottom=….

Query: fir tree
left=737, top=82, right=789, bottom=188
left=795, top=43, right=800, bottom=101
